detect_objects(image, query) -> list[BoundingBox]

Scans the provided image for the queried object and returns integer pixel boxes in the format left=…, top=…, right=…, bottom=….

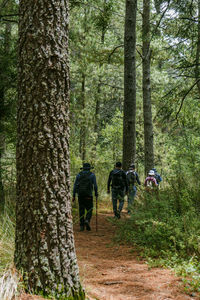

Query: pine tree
left=123, top=0, right=137, bottom=171
left=15, top=0, right=84, bottom=298
left=142, top=0, right=154, bottom=174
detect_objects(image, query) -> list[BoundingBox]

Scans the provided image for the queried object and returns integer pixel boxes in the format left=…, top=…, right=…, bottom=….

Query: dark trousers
left=111, top=188, right=125, bottom=216
left=78, top=196, right=93, bottom=227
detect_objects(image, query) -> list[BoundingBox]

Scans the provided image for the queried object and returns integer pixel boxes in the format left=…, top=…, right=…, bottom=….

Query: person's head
left=115, top=161, right=122, bottom=169
left=129, top=163, right=135, bottom=170
left=81, top=163, right=94, bottom=170
left=148, top=170, right=155, bottom=177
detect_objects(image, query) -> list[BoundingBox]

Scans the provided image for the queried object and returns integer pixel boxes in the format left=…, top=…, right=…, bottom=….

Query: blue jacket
left=73, top=170, right=98, bottom=197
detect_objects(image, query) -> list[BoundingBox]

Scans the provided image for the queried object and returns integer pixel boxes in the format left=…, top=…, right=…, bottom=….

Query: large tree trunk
left=15, top=1, right=84, bottom=298
left=142, top=0, right=154, bottom=175
left=123, top=0, right=137, bottom=171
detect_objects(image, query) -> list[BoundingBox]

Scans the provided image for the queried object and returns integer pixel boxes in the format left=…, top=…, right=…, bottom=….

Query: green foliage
left=114, top=167, right=200, bottom=292
left=0, top=191, right=15, bottom=275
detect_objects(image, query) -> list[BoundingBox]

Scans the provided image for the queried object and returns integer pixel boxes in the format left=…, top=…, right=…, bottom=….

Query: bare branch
left=0, top=13, right=19, bottom=18
left=0, top=18, right=18, bottom=23
left=108, top=44, right=124, bottom=63
left=151, top=0, right=171, bottom=42
left=175, top=79, right=200, bottom=120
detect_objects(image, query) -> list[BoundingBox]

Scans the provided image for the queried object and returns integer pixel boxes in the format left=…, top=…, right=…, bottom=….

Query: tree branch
left=0, top=13, right=19, bottom=18
left=0, top=18, right=18, bottom=23
left=175, top=79, right=200, bottom=120
left=108, top=44, right=124, bottom=63
left=151, top=0, right=171, bottom=42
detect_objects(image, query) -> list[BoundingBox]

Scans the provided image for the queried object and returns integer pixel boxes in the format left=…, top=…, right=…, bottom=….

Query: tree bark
left=195, top=0, right=200, bottom=94
left=15, top=0, right=84, bottom=298
left=0, top=22, right=12, bottom=207
left=123, top=0, right=137, bottom=171
left=142, top=0, right=154, bottom=175
left=79, top=73, right=86, bottom=162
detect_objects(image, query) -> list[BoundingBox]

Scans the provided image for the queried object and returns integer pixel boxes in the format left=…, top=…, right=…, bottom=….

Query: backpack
left=155, top=173, right=162, bottom=184
left=78, top=172, right=92, bottom=197
left=145, top=177, right=156, bottom=189
left=112, top=170, right=124, bottom=189
left=127, top=171, right=136, bottom=186
left=146, top=179, right=153, bottom=188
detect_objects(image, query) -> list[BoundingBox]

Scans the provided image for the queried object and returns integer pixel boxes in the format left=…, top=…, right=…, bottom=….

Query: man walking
left=126, top=164, right=141, bottom=214
left=73, top=163, right=98, bottom=231
left=107, top=162, right=128, bottom=219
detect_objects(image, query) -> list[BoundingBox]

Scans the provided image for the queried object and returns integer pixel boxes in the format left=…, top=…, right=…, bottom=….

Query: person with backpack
left=72, top=163, right=98, bottom=231
left=144, top=169, right=158, bottom=190
left=126, top=164, right=141, bottom=214
left=152, top=168, right=162, bottom=185
left=107, top=162, right=128, bottom=219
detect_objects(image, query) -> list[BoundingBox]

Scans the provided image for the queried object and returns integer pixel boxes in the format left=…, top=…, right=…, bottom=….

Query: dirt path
left=19, top=210, right=198, bottom=300
left=74, top=212, right=197, bottom=300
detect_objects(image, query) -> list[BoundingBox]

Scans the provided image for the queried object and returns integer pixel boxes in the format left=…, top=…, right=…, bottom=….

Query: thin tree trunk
left=79, top=73, right=86, bottom=162
left=15, top=1, right=84, bottom=297
left=195, top=0, right=200, bottom=94
left=123, top=0, right=137, bottom=171
left=0, top=22, right=12, bottom=206
left=142, top=0, right=154, bottom=175
left=93, top=26, right=105, bottom=158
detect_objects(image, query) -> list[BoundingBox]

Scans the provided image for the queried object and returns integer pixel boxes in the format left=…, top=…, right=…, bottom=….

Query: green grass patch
left=113, top=186, right=200, bottom=294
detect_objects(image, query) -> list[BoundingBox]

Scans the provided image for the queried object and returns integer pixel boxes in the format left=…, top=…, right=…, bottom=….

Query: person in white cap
left=144, top=170, right=158, bottom=189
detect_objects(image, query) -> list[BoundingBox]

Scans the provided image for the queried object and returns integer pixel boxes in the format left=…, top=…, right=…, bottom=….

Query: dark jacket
left=73, top=170, right=98, bottom=197
left=107, top=168, right=128, bottom=192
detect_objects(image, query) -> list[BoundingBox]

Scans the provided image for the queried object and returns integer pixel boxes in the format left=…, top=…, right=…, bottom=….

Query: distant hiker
left=107, top=162, right=128, bottom=219
left=126, top=164, right=141, bottom=214
left=144, top=170, right=158, bottom=190
left=73, top=163, right=98, bottom=231
left=152, top=168, right=162, bottom=185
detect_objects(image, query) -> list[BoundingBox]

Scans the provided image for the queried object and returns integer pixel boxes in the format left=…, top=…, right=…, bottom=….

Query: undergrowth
left=114, top=177, right=200, bottom=294
left=0, top=191, right=19, bottom=299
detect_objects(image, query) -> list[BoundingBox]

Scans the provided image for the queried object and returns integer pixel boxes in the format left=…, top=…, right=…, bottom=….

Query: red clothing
left=144, top=176, right=158, bottom=187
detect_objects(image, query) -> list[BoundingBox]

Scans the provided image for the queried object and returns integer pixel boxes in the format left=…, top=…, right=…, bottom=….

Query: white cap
left=148, top=170, right=155, bottom=176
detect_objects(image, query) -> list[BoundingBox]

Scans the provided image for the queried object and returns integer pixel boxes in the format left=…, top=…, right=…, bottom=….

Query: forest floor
left=74, top=211, right=197, bottom=300
left=19, top=205, right=199, bottom=300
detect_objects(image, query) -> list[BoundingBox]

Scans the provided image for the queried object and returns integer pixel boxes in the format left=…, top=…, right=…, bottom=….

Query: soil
left=19, top=210, right=199, bottom=300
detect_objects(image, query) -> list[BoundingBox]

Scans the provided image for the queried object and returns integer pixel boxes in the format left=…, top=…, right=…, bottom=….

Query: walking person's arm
left=107, top=171, right=112, bottom=194
left=122, top=171, right=128, bottom=194
left=72, top=174, right=80, bottom=202
left=91, top=174, right=98, bottom=198
left=136, top=172, right=141, bottom=185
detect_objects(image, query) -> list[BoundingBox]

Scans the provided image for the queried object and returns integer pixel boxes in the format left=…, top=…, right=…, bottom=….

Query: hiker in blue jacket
left=73, top=163, right=98, bottom=231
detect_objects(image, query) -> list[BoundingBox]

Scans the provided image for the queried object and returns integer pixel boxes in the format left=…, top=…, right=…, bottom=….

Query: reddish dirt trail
left=74, top=212, right=197, bottom=300
left=18, top=210, right=198, bottom=300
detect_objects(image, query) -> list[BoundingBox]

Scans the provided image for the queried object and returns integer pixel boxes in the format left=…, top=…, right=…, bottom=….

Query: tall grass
left=114, top=175, right=200, bottom=293
left=0, top=189, right=20, bottom=299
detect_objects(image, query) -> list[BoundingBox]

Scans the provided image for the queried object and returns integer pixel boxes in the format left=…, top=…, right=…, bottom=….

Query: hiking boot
left=85, top=220, right=91, bottom=231
left=80, top=226, right=84, bottom=231
left=114, top=212, right=118, bottom=218
left=114, top=211, right=120, bottom=219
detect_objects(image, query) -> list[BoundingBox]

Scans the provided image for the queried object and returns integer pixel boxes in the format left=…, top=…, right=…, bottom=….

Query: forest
left=0, top=0, right=200, bottom=299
